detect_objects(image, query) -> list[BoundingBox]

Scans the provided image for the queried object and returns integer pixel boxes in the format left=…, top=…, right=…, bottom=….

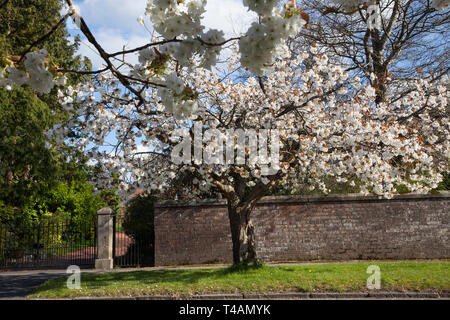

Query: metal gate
left=0, top=218, right=97, bottom=270
left=113, top=215, right=153, bottom=268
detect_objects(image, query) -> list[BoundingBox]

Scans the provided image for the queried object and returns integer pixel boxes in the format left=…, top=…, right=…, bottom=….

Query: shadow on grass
left=31, top=262, right=270, bottom=296
left=29, top=262, right=450, bottom=297
left=31, top=268, right=234, bottom=294
left=224, top=260, right=266, bottom=273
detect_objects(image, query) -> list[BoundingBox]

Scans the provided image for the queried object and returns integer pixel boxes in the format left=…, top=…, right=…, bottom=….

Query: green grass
left=28, top=262, right=450, bottom=298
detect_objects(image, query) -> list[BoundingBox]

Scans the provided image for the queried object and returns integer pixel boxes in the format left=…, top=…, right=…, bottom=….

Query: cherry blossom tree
left=0, top=0, right=449, bottom=264
left=43, top=43, right=448, bottom=263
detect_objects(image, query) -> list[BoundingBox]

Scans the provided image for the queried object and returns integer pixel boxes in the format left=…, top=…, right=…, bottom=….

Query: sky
left=67, top=0, right=257, bottom=69
left=63, top=0, right=257, bottom=160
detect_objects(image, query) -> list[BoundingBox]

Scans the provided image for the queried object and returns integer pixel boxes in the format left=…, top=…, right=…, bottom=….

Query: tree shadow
left=223, top=260, right=266, bottom=274
left=31, top=268, right=232, bottom=295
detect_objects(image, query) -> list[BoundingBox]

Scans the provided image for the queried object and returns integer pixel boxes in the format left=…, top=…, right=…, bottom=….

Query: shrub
left=1, top=181, right=104, bottom=248
left=121, top=194, right=155, bottom=266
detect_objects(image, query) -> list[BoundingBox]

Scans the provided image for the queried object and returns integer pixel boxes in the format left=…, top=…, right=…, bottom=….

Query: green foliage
left=392, top=170, right=449, bottom=194
left=0, top=0, right=90, bottom=76
left=272, top=174, right=362, bottom=196
left=0, top=201, right=21, bottom=224
left=0, top=180, right=104, bottom=242
left=121, top=194, right=155, bottom=266
left=273, top=170, right=449, bottom=196
left=27, top=181, right=104, bottom=223
left=98, top=189, right=121, bottom=212
left=436, top=172, right=450, bottom=190
left=0, top=0, right=114, bottom=228
left=122, top=194, right=155, bottom=242
left=0, top=87, right=57, bottom=207
left=147, top=53, right=170, bottom=77
left=32, top=180, right=101, bottom=244
left=0, top=179, right=103, bottom=253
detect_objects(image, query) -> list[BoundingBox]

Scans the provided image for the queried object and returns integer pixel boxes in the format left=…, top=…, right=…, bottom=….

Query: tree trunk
left=227, top=202, right=257, bottom=265
left=374, top=67, right=388, bottom=104
left=370, top=31, right=388, bottom=104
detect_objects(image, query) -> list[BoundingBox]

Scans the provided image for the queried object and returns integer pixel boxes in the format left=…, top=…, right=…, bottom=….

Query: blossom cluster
left=0, top=49, right=64, bottom=94
left=45, top=42, right=448, bottom=200
left=3, top=1, right=449, bottom=201
left=239, top=4, right=306, bottom=75
left=158, top=72, right=198, bottom=119
left=2, top=0, right=449, bottom=98
left=145, top=0, right=206, bottom=39
left=332, top=0, right=373, bottom=11
left=143, top=0, right=226, bottom=71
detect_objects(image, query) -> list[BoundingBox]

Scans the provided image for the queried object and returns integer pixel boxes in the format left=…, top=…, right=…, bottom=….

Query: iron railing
left=113, top=215, right=153, bottom=267
left=0, top=217, right=97, bottom=270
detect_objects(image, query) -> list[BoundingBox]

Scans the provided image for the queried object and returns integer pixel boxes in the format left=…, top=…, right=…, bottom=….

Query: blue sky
left=67, top=0, right=257, bottom=69
left=62, top=1, right=257, bottom=159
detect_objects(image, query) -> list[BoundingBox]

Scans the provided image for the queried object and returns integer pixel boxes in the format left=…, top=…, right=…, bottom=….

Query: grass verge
left=27, top=262, right=449, bottom=298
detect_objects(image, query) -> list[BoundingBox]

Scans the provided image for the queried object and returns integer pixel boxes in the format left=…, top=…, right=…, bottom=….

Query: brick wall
left=154, top=192, right=450, bottom=266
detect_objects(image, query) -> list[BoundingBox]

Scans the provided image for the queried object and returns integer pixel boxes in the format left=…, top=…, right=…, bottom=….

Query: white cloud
left=73, top=0, right=255, bottom=36
left=203, top=0, right=257, bottom=36
left=66, top=0, right=149, bottom=68
left=73, top=0, right=148, bottom=35
left=76, top=28, right=150, bottom=69
left=68, top=0, right=256, bottom=68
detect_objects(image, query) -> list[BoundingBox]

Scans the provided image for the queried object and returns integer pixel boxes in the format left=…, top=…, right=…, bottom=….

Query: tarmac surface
left=0, top=270, right=67, bottom=299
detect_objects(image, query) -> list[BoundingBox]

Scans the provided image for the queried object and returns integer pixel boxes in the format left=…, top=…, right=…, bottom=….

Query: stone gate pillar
left=95, top=207, right=115, bottom=270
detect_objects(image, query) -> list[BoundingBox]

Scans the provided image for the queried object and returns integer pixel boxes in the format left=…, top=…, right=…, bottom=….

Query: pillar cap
left=97, top=207, right=115, bottom=215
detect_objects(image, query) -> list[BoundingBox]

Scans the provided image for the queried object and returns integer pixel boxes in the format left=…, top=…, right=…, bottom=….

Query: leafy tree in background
left=0, top=0, right=106, bottom=223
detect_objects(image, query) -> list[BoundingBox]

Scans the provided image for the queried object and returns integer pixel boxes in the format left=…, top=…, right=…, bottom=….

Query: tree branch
left=57, top=67, right=109, bottom=75
left=64, top=0, right=146, bottom=103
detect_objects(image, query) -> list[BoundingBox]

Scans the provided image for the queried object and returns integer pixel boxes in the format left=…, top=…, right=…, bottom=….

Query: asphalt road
left=0, top=270, right=67, bottom=299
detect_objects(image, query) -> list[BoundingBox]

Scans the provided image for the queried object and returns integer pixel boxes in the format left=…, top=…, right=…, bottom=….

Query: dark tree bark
left=209, top=135, right=299, bottom=265
left=227, top=201, right=257, bottom=264
left=211, top=170, right=278, bottom=265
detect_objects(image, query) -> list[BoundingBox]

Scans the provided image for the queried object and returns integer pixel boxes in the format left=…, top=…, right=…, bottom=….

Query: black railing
left=0, top=217, right=97, bottom=270
left=113, top=215, right=153, bottom=268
